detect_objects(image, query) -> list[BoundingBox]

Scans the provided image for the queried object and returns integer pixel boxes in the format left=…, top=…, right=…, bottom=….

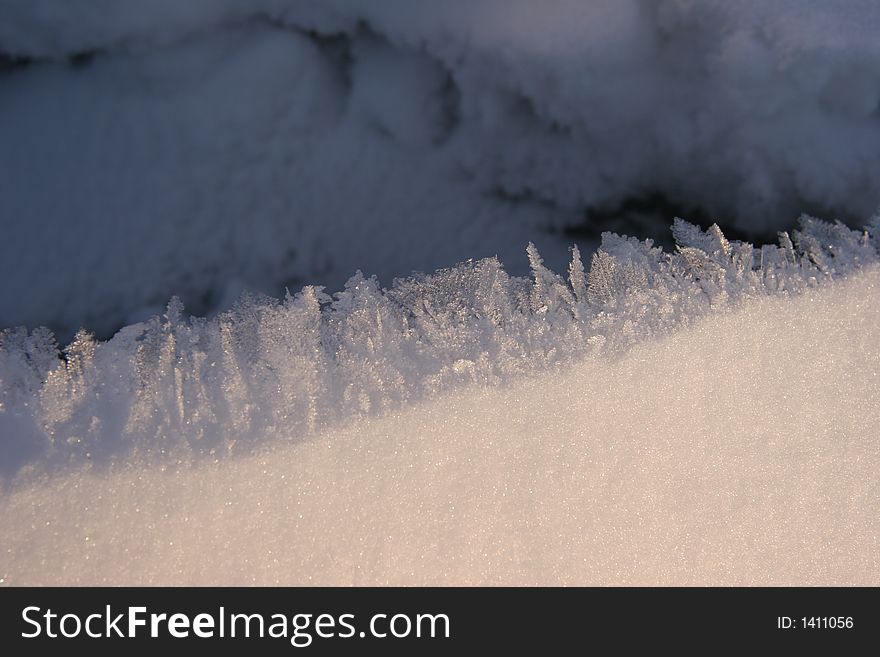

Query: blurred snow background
left=3, top=0, right=880, bottom=336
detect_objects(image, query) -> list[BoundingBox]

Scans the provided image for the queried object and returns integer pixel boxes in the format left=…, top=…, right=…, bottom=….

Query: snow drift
left=1, top=226, right=879, bottom=585
left=3, top=0, right=880, bottom=335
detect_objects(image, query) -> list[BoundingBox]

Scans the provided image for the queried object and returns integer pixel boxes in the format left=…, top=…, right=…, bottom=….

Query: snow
left=3, top=1, right=880, bottom=335
left=1, top=1, right=879, bottom=586
left=1, top=261, right=878, bottom=585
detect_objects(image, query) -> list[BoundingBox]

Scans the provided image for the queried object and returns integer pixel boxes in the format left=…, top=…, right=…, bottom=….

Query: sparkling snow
left=1, top=264, right=878, bottom=585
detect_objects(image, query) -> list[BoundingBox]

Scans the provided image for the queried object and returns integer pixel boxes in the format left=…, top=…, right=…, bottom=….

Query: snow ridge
left=1, top=216, right=878, bottom=476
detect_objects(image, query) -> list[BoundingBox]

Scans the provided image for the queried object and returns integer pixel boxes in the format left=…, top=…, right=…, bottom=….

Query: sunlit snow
left=1, top=257, right=878, bottom=585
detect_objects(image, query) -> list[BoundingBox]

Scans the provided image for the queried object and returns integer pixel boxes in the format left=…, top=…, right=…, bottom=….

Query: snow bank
left=1, top=253, right=878, bottom=585
left=3, top=1, right=880, bottom=335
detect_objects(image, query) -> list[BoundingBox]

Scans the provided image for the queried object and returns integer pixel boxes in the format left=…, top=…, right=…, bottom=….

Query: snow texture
left=1, top=216, right=878, bottom=479
left=3, top=1, right=880, bottom=335
left=1, top=234, right=879, bottom=585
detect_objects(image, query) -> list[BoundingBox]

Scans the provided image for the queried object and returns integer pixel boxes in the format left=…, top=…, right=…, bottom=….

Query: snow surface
left=4, top=1, right=880, bottom=335
left=1, top=218, right=879, bottom=585
left=1, top=259, right=878, bottom=586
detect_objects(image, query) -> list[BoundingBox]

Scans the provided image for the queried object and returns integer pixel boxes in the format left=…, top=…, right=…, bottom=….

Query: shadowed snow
left=3, top=1, right=880, bottom=334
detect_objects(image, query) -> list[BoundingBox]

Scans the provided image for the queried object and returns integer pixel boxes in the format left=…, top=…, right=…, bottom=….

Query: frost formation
left=1, top=216, right=878, bottom=476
